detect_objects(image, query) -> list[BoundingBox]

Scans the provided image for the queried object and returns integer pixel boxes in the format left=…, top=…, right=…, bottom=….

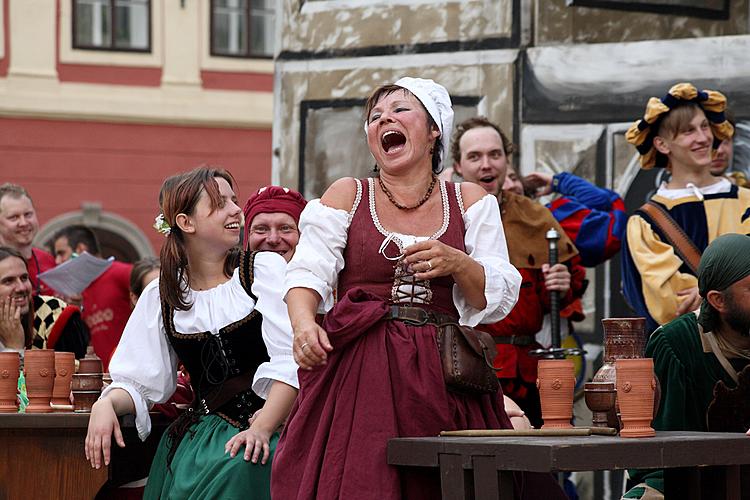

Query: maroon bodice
left=337, top=178, right=466, bottom=317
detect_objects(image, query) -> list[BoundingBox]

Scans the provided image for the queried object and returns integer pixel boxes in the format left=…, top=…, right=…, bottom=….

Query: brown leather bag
left=436, top=322, right=500, bottom=395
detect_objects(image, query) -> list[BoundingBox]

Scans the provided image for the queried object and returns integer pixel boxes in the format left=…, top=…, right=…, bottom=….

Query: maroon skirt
left=271, top=288, right=565, bottom=500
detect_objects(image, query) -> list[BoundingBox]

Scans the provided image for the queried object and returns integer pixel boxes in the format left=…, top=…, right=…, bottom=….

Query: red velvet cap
left=243, top=186, right=307, bottom=234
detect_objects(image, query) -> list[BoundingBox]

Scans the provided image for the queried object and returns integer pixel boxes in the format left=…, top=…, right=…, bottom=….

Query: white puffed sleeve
left=251, top=252, right=299, bottom=398
left=456, top=194, right=521, bottom=326
left=284, top=200, right=350, bottom=312
left=102, top=278, right=178, bottom=441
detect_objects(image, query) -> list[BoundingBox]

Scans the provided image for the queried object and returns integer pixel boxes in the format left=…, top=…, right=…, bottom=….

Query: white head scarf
left=364, top=77, right=454, bottom=165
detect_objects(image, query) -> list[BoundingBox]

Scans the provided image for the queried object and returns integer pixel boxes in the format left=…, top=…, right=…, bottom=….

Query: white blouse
left=103, top=251, right=298, bottom=441
left=284, top=186, right=521, bottom=327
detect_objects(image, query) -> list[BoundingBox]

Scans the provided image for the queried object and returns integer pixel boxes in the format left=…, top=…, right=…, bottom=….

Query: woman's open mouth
left=381, top=130, right=406, bottom=154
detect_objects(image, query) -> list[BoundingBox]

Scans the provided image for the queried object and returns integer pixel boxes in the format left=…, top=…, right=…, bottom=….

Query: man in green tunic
left=624, top=233, right=750, bottom=500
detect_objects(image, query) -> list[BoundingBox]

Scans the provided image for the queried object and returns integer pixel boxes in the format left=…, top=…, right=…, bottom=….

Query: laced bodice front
left=337, top=178, right=466, bottom=316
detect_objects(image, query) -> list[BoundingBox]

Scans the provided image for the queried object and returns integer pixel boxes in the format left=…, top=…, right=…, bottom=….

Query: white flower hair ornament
left=153, top=213, right=171, bottom=236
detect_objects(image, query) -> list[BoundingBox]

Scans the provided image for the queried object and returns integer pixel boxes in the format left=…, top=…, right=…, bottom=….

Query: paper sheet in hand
left=38, top=252, right=114, bottom=296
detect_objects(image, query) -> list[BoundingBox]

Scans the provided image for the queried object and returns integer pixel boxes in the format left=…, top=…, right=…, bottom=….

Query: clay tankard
left=537, top=359, right=575, bottom=429
left=0, top=352, right=20, bottom=413
left=72, top=344, right=103, bottom=412
left=51, top=351, right=75, bottom=411
left=592, top=317, right=660, bottom=429
left=24, top=349, right=56, bottom=413
left=616, top=358, right=656, bottom=438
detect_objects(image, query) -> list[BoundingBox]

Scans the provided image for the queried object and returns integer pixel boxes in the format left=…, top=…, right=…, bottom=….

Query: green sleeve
left=647, top=328, right=689, bottom=431
left=626, top=326, right=688, bottom=495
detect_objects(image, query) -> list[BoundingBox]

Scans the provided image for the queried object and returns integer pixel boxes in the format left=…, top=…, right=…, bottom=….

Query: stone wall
left=280, top=0, right=513, bottom=56
left=274, top=0, right=750, bottom=349
left=535, top=0, right=748, bottom=45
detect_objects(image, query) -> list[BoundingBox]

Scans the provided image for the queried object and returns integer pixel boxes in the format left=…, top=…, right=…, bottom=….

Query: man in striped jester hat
left=620, top=82, right=750, bottom=334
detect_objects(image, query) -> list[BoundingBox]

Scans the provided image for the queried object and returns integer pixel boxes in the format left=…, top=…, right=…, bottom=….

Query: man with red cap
left=243, top=186, right=307, bottom=262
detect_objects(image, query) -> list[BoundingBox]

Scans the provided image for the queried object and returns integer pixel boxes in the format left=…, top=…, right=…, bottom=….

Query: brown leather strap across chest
left=638, top=201, right=701, bottom=274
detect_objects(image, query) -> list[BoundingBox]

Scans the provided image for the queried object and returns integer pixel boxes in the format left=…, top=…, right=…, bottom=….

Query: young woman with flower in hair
left=85, top=167, right=298, bottom=499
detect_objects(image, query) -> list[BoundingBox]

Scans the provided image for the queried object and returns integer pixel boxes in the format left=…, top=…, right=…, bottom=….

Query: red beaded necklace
left=377, top=174, right=437, bottom=211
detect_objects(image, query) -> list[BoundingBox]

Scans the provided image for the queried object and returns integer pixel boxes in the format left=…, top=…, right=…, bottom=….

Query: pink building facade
left=0, top=0, right=275, bottom=260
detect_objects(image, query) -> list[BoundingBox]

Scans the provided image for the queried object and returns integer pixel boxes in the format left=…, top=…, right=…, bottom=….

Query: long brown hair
left=0, top=246, right=35, bottom=347
left=158, top=167, right=239, bottom=311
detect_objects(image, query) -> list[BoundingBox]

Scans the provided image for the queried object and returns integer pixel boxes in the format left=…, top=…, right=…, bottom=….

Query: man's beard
left=723, top=290, right=750, bottom=337
left=9, top=294, right=30, bottom=315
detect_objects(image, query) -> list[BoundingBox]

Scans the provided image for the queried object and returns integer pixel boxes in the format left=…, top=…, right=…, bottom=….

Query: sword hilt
left=546, top=228, right=561, bottom=351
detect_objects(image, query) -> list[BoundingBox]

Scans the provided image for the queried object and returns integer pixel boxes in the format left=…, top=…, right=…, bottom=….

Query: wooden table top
left=0, top=412, right=151, bottom=429
left=388, top=431, right=750, bottom=472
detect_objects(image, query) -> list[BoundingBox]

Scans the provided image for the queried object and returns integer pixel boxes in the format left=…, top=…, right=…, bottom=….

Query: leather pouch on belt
left=436, top=322, right=500, bottom=395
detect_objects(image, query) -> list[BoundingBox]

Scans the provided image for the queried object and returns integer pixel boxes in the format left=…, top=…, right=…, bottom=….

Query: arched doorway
left=35, top=203, right=154, bottom=263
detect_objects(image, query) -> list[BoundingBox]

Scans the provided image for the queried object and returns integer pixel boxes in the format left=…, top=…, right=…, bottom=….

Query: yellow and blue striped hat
left=626, top=82, right=734, bottom=169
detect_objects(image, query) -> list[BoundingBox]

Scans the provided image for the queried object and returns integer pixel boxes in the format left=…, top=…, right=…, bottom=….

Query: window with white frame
left=211, top=0, right=275, bottom=58
left=73, top=0, right=150, bottom=51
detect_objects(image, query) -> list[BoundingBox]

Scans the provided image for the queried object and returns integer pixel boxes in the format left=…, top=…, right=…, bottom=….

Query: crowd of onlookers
left=1, top=79, right=749, bottom=500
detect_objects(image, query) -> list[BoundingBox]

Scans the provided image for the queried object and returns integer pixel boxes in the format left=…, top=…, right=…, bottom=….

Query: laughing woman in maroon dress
left=271, top=78, right=565, bottom=499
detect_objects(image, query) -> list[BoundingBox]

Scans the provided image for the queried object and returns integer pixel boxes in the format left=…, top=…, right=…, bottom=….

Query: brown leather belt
left=387, top=306, right=535, bottom=348
left=491, top=335, right=535, bottom=346
left=386, top=305, right=456, bottom=326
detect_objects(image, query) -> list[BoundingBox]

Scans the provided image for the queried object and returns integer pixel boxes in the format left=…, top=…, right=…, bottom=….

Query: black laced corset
left=160, top=251, right=269, bottom=430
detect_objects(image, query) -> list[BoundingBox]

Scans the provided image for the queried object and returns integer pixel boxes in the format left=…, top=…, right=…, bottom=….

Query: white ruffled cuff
left=252, top=355, right=299, bottom=399
left=101, top=380, right=152, bottom=441
left=453, top=257, right=521, bottom=327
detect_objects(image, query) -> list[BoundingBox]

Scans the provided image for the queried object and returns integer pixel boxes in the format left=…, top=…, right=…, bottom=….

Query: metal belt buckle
left=389, top=305, right=400, bottom=321
left=404, top=307, right=430, bottom=326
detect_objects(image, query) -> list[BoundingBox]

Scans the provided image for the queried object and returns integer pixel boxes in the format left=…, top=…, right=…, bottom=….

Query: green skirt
left=144, top=414, right=278, bottom=500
